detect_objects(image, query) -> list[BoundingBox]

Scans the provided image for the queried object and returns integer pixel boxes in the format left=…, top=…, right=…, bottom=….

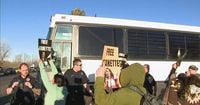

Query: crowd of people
left=163, top=63, right=200, bottom=105
left=6, top=55, right=200, bottom=105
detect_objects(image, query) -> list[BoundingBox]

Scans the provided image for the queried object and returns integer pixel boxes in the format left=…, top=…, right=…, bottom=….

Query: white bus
left=46, top=14, right=200, bottom=82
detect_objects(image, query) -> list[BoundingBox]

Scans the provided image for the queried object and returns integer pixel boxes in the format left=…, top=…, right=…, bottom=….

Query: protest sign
left=38, top=39, right=52, bottom=62
left=102, top=45, right=122, bottom=92
left=38, top=39, right=53, bottom=80
left=102, top=45, right=122, bottom=79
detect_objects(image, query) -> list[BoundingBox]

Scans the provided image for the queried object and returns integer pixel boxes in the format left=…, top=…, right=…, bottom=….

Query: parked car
left=4, top=68, right=16, bottom=75
left=0, top=67, right=5, bottom=76
left=29, top=67, right=40, bottom=72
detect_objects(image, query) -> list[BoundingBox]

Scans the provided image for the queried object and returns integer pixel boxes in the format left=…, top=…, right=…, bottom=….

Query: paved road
left=0, top=74, right=14, bottom=105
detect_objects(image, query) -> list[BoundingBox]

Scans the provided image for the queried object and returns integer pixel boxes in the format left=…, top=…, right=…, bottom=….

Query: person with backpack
left=6, top=63, right=40, bottom=105
left=95, top=63, right=146, bottom=105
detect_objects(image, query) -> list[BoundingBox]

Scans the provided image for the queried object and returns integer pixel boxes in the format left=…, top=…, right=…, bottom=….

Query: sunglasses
left=76, top=64, right=82, bottom=66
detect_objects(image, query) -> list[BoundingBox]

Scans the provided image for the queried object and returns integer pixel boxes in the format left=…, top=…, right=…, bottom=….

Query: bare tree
left=14, top=53, right=31, bottom=63
left=30, top=55, right=39, bottom=67
left=71, top=8, right=86, bottom=16
left=23, top=54, right=31, bottom=63
left=0, top=41, right=10, bottom=65
left=14, top=54, right=23, bottom=63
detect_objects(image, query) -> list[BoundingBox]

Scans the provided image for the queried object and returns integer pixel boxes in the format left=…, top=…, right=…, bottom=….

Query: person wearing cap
left=95, top=63, right=146, bottom=105
left=119, top=53, right=129, bottom=69
left=187, top=65, right=198, bottom=76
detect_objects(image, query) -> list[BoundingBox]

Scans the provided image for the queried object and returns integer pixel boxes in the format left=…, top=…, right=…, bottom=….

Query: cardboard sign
left=38, top=39, right=52, bottom=62
left=102, top=45, right=122, bottom=76
left=102, top=45, right=122, bottom=92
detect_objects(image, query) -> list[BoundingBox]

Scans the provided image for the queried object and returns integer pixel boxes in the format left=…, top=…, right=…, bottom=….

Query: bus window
left=78, top=26, right=123, bottom=56
left=169, top=33, right=200, bottom=60
left=128, top=29, right=166, bottom=59
left=55, top=24, right=72, bottom=40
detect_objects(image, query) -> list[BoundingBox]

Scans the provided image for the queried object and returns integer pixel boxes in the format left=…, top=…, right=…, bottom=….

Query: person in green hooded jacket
left=39, top=60, right=68, bottom=105
left=94, top=63, right=146, bottom=105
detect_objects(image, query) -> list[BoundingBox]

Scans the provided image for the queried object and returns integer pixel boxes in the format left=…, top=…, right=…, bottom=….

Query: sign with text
left=38, top=39, right=52, bottom=62
left=102, top=45, right=122, bottom=75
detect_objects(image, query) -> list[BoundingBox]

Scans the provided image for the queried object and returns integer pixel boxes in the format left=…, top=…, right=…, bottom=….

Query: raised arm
left=49, top=60, right=58, bottom=75
left=38, top=61, right=53, bottom=90
left=94, top=66, right=109, bottom=105
left=163, top=63, right=178, bottom=105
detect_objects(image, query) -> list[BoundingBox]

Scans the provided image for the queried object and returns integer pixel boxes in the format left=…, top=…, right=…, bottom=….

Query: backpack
left=129, top=86, right=163, bottom=105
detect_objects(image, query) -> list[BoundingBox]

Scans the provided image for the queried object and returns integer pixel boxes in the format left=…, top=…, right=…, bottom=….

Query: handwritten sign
left=102, top=45, right=122, bottom=75
left=38, top=39, right=52, bottom=62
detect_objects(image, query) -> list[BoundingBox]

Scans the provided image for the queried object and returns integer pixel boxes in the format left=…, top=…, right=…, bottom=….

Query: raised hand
left=96, top=66, right=106, bottom=77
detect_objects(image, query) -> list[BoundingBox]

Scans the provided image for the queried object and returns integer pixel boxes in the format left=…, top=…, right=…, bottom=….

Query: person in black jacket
left=143, top=64, right=157, bottom=96
left=6, top=63, right=40, bottom=105
left=64, top=58, right=92, bottom=105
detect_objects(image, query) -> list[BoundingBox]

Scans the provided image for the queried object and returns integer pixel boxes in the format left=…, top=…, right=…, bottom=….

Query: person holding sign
left=38, top=60, right=68, bottom=105
left=95, top=63, right=146, bottom=105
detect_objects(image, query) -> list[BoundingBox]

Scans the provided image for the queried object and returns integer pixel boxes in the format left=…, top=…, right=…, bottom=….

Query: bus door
left=52, top=24, right=72, bottom=72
